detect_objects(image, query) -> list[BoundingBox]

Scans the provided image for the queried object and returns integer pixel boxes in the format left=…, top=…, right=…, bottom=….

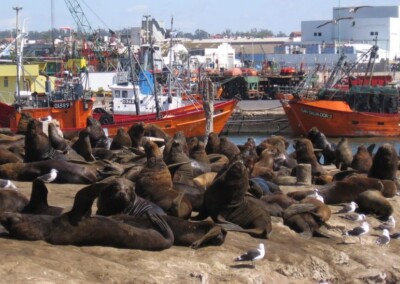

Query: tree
left=276, top=31, right=287, bottom=37
left=194, top=29, right=209, bottom=40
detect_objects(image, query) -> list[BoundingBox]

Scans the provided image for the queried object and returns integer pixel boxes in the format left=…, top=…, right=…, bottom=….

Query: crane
left=63, top=0, right=108, bottom=71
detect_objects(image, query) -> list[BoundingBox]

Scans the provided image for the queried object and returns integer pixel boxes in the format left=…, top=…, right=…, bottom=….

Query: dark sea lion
left=135, top=141, right=192, bottom=219
left=0, top=160, right=98, bottom=184
left=219, top=136, right=241, bottom=161
left=307, top=127, right=336, bottom=165
left=128, top=122, right=145, bottom=148
left=356, top=190, right=393, bottom=219
left=0, top=190, right=29, bottom=212
left=143, top=124, right=170, bottom=142
left=0, top=133, right=25, bottom=149
left=334, top=137, right=353, bottom=170
left=48, top=122, right=68, bottom=151
left=86, top=117, right=109, bottom=149
left=238, top=138, right=259, bottom=174
left=319, top=176, right=384, bottom=204
left=380, top=179, right=397, bottom=198
left=251, top=149, right=275, bottom=180
left=72, top=129, right=96, bottom=162
left=21, top=178, right=63, bottom=215
left=0, top=183, right=174, bottom=250
left=189, top=139, right=211, bottom=164
left=292, top=138, right=326, bottom=177
left=96, top=178, right=165, bottom=217
left=164, top=131, right=189, bottom=162
left=24, top=119, right=65, bottom=162
left=110, top=127, right=132, bottom=150
left=112, top=214, right=226, bottom=249
left=197, top=159, right=272, bottom=239
left=92, top=148, right=115, bottom=160
left=0, top=146, right=22, bottom=164
left=368, top=143, right=398, bottom=181
left=351, top=145, right=373, bottom=173
left=205, top=132, right=220, bottom=155
left=16, top=112, right=33, bottom=135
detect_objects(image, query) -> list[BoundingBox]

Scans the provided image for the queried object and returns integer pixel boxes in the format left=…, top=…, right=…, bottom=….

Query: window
left=122, top=90, right=128, bottom=98
left=114, top=90, right=120, bottom=98
left=4, top=77, right=8, bottom=87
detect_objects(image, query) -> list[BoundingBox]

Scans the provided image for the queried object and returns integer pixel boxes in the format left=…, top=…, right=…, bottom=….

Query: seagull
left=375, top=216, right=396, bottom=231
left=344, top=221, right=369, bottom=244
left=0, top=179, right=17, bottom=190
left=37, top=169, right=58, bottom=183
left=307, top=188, right=324, bottom=203
left=337, top=6, right=372, bottom=13
left=376, top=229, right=390, bottom=246
left=235, top=243, right=265, bottom=266
left=316, top=17, right=354, bottom=29
left=335, top=201, right=358, bottom=214
left=339, top=213, right=366, bottom=222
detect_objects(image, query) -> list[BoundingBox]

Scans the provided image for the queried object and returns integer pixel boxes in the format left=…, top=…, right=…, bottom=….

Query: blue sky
left=1, top=0, right=399, bottom=35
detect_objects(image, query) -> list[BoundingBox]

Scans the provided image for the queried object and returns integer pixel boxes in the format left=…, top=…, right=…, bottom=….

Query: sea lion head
left=96, top=179, right=135, bottom=216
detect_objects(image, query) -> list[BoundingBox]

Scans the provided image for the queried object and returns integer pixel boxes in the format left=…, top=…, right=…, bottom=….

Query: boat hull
left=281, top=99, right=400, bottom=137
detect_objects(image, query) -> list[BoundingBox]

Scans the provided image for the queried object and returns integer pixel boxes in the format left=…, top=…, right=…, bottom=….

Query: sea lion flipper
left=146, top=212, right=174, bottom=243
left=26, top=178, right=49, bottom=210
left=190, top=226, right=225, bottom=249
left=283, top=203, right=317, bottom=220
left=66, top=182, right=109, bottom=224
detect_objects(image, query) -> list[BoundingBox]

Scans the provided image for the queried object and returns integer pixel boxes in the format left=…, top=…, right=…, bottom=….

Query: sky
left=1, top=0, right=400, bottom=35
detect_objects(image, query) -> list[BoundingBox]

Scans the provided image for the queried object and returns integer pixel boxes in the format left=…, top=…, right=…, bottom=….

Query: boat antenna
left=126, top=31, right=140, bottom=115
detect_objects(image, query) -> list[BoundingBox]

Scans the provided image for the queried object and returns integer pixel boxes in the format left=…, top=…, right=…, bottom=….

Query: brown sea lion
left=307, top=127, right=336, bottom=165
left=356, top=190, right=393, bottom=219
left=351, top=145, right=373, bottom=173
left=238, top=138, right=259, bottom=174
left=110, top=127, right=132, bottom=150
left=189, top=139, right=210, bottom=164
left=319, top=175, right=384, bottom=204
left=48, top=122, right=68, bottom=151
left=144, top=124, right=170, bottom=142
left=24, top=119, right=65, bottom=162
left=164, top=131, right=189, bottom=162
left=96, top=178, right=165, bottom=216
left=292, top=138, right=326, bottom=177
left=205, top=132, right=220, bottom=155
left=128, top=122, right=145, bottom=148
left=335, top=137, right=353, bottom=170
left=0, top=183, right=174, bottom=251
left=21, top=178, right=63, bottom=215
left=71, top=129, right=96, bottom=162
left=0, top=160, right=98, bottom=184
left=86, top=117, right=109, bottom=149
left=0, top=146, right=22, bottom=164
left=368, top=143, right=398, bottom=181
left=134, top=141, right=192, bottom=219
left=219, top=136, right=241, bottom=161
left=0, top=190, right=29, bottom=212
left=251, top=148, right=276, bottom=180
left=197, top=159, right=272, bottom=239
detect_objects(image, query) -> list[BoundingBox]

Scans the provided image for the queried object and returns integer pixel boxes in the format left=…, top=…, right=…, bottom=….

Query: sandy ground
left=0, top=179, right=399, bottom=284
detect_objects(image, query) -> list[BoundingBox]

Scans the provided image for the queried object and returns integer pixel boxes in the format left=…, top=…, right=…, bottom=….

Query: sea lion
left=143, top=124, right=170, bottom=142
left=21, top=178, right=63, bottom=215
left=24, top=119, right=66, bottom=162
left=197, top=159, right=272, bottom=239
left=368, top=143, right=398, bottom=181
left=307, top=127, right=336, bottom=165
left=318, top=175, right=384, bottom=204
left=0, top=146, right=22, bottom=164
left=134, top=141, right=192, bottom=219
left=96, top=178, right=165, bottom=216
left=356, top=190, right=393, bottom=219
left=292, top=138, right=326, bottom=177
left=205, top=132, right=220, bottom=155
left=219, top=136, right=241, bottom=161
left=189, top=138, right=210, bottom=164
left=110, top=127, right=132, bottom=150
left=112, top=214, right=227, bottom=249
left=0, top=160, right=98, bottom=184
left=238, top=138, right=259, bottom=174
left=351, top=145, right=373, bottom=173
left=334, top=137, right=353, bottom=170
left=250, top=148, right=276, bottom=180
left=48, top=122, right=68, bottom=151
left=164, top=131, right=189, bottom=162
left=71, top=129, right=96, bottom=162
left=86, top=117, right=109, bottom=149
left=0, top=183, right=174, bottom=251
left=0, top=190, right=29, bottom=212
left=128, top=122, right=145, bottom=148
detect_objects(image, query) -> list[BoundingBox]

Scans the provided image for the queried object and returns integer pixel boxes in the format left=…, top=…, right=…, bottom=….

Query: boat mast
left=148, top=18, right=161, bottom=119
left=168, top=16, right=174, bottom=103
left=126, top=34, right=140, bottom=115
left=13, top=5, right=22, bottom=103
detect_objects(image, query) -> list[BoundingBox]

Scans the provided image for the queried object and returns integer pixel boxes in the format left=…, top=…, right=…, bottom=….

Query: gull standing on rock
left=235, top=243, right=265, bottom=266
left=344, top=221, right=369, bottom=244
left=37, top=169, right=59, bottom=183
left=375, top=216, right=396, bottom=231
left=0, top=179, right=17, bottom=190
left=335, top=201, right=357, bottom=214
left=340, top=213, right=366, bottom=222
left=376, top=229, right=390, bottom=246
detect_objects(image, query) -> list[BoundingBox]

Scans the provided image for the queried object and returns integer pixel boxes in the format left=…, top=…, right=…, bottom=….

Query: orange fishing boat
left=281, top=85, right=400, bottom=137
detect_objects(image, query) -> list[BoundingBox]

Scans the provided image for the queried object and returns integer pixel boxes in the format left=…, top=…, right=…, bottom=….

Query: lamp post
left=13, top=5, right=22, bottom=102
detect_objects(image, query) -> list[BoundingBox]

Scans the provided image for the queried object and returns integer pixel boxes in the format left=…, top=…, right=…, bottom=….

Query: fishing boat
left=280, top=42, right=400, bottom=137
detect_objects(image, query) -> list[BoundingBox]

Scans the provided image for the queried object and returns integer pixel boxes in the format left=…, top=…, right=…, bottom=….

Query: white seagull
left=344, top=221, right=369, bottom=244
left=335, top=201, right=357, bottom=214
left=316, top=17, right=354, bottom=29
left=376, top=216, right=396, bottom=231
left=376, top=229, right=390, bottom=246
left=308, top=188, right=325, bottom=203
left=337, top=6, right=372, bottom=13
left=235, top=243, right=265, bottom=266
left=340, top=213, right=366, bottom=222
left=0, top=179, right=17, bottom=190
left=38, top=169, right=59, bottom=183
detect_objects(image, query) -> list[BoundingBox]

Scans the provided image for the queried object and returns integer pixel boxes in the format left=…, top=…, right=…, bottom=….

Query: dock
left=222, top=100, right=292, bottom=136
